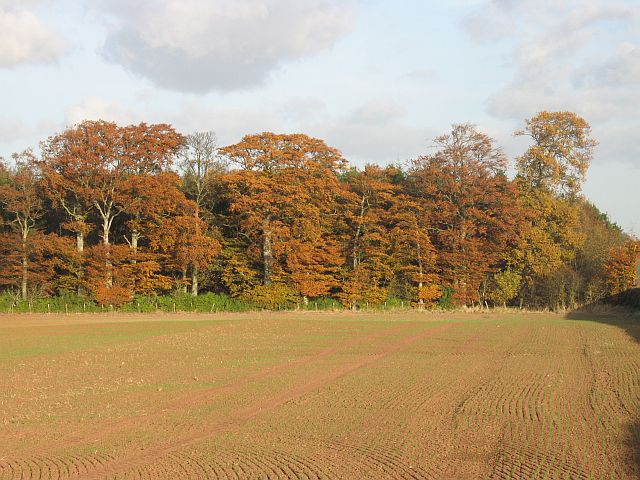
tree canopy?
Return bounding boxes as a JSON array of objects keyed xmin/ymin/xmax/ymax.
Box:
[{"xmin": 0, "ymin": 112, "xmax": 636, "ymax": 310}]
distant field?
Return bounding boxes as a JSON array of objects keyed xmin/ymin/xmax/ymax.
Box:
[{"xmin": 0, "ymin": 311, "xmax": 639, "ymax": 479}]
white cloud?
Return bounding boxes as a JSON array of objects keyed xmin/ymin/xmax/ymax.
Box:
[
  {"xmin": 65, "ymin": 97, "xmax": 142, "ymax": 126},
  {"xmin": 279, "ymin": 97, "xmax": 327, "ymax": 123},
  {"xmin": 576, "ymin": 43, "xmax": 640, "ymax": 87},
  {"xmin": 169, "ymin": 100, "xmax": 284, "ymax": 144},
  {"xmin": 317, "ymin": 100, "xmax": 432, "ymax": 164},
  {"xmin": 350, "ymin": 101, "xmax": 406, "ymax": 125},
  {"xmin": 402, "ymin": 68, "xmax": 438, "ymax": 83},
  {"xmin": 584, "ymin": 161, "xmax": 640, "ymax": 236},
  {"xmin": 465, "ymin": 0, "xmax": 640, "ymax": 166},
  {"xmin": 0, "ymin": 8, "xmax": 66, "ymax": 67},
  {"xmin": 0, "ymin": 120, "xmax": 30, "ymax": 142},
  {"xmin": 95, "ymin": 0, "xmax": 356, "ymax": 93},
  {"xmin": 64, "ymin": 97, "xmax": 284, "ymax": 148},
  {"xmin": 64, "ymin": 95, "xmax": 430, "ymax": 166}
]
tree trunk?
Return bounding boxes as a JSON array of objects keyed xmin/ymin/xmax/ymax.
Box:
[
  {"xmin": 131, "ymin": 230, "xmax": 138, "ymax": 259},
  {"xmin": 181, "ymin": 267, "xmax": 188, "ymax": 294},
  {"xmin": 97, "ymin": 201, "xmax": 116, "ymax": 289},
  {"xmin": 352, "ymin": 195, "xmax": 367, "ymax": 270},
  {"xmin": 21, "ymin": 232, "xmax": 28, "ymax": 301},
  {"xmin": 76, "ymin": 231, "xmax": 85, "ymax": 296},
  {"xmin": 263, "ymin": 219, "xmax": 273, "ymax": 286},
  {"xmin": 417, "ymin": 241, "xmax": 424, "ymax": 309},
  {"xmin": 77, "ymin": 231, "xmax": 84, "ymax": 253},
  {"xmin": 130, "ymin": 229, "xmax": 139, "ymax": 293},
  {"xmin": 192, "ymin": 264, "xmax": 199, "ymax": 296},
  {"xmin": 102, "ymin": 215, "xmax": 113, "ymax": 288}
]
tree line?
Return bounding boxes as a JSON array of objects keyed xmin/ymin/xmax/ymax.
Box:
[{"xmin": 0, "ymin": 111, "xmax": 637, "ymax": 310}]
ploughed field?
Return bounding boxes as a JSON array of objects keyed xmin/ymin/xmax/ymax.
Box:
[{"xmin": 1, "ymin": 311, "xmax": 639, "ymax": 479}]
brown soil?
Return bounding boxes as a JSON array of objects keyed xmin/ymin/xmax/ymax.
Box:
[{"xmin": 0, "ymin": 311, "xmax": 638, "ymax": 479}]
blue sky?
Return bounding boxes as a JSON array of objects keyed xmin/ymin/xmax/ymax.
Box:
[{"xmin": 1, "ymin": 0, "xmax": 638, "ymax": 233}]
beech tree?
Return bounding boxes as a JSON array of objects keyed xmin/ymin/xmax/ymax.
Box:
[
  {"xmin": 220, "ymin": 133, "xmax": 347, "ymax": 295},
  {"xmin": 386, "ymin": 191, "xmax": 439, "ymax": 307},
  {"xmin": 178, "ymin": 131, "xmax": 226, "ymax": 295},
  {"xmin": 604, "ymin": 240, "xmax": 639, "ymax": 297},
  {"xmin": 409, "ymin": 124, "xmax": 520, "ymax": 305},
  {"xmin": 0, "ymin": 151, "xmax": 43, "ymax": 300},
  {"xmin": 339, "ymin": 165, "xmax": 400, "ymax": 308},
  {"xmin": 42, "ymin": 120, "xmax": 184, "ymax": 292},
  {"xmin": 0, "ymin": 113, "xmax": 632, "ymax": 311},
  {"xmin": 512, "ymin": 112, "xmax": 596, "ymax": 309}
]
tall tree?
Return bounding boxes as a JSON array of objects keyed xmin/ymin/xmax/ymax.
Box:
[
  {"xmin": 512, "ymin": 112, "xmax": 597, "ymax": 309},
  {"xmin": 339, "ymin": 165, "xmax": 399, "ymax": 308},
  {"xmin": 0, "ymin": 151, "xmax": 43, "ymax": 300},
  {"xmin": 409, "ymin": 124, "xmax": 519, "ymax": 305},
  {"xmin": 220, "ymin": 133, "xmax": 347, "ymax": 293},
  {"xmin": 604, "ymin": 240, "xmax": 639, "ymax": 297},
  {"xmin": 386, "ymin": 191, "xmax": 439, "ymax": 307},
  {"xmin": 515, "ymin": 111, "xmax": 597, "ymax": 197},
  {"xmin": 178, "ymin": 131, "xmax": 225, "ymax": 295},
  {"xmin": 41, "ymin": 120, "xmax": 184, "ymax": 291}
]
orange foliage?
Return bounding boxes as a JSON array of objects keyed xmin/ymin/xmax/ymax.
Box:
[
  {"xmin": 94, "ymin": 285, "xmax": 133, "ymax": 308},
  {"xmin": 604, "ymin": 241, "xmax": 639, "ymax": 296}
]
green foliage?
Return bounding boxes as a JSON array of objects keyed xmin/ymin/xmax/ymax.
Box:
[
  {"xmin": 302, "ymin": 297, "xmax": 344, "ymax": 311},
  {"xmin": 0, "ymin": 292, "xmax": 255, "ymax": 313},
  {"xmin": 488, "ymin": 270, "xmax": 522, "ymax": 306},
  {"xmin": 0, "ymin": 292, "xmax": 100, "ymax": 313},
  {"xmin": 128, "ymin": 293, "xmax": 256, "ymax": 312},
  {"xmin": 437, "ymin": 288, "xmax": 455, "ymax": 310}
]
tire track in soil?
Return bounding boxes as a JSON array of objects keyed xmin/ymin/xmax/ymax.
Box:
[
  {"xmin": 327, "ymin": 326, "xmax": 499, "ymax": 478},
  {"xmin": 129, "ymin": 446, "xmax": 337, "ymax": 480},
  {"xmin": 489, "ymin": 437, "xmax": 591, "ymax": 480},
  {"xmin": 0, "ymin": 320, "xmax": 420, "ymax": 480},
  {"xmin": 0, "ymin": 454, "xmax": 114, "ymax": 480},
  {"xmin": 486, "ymin": 322, "xmax": 609, "ymax": 480},
  {"xmin": 74, "ymin": 321, "xmax": 415, "ymax": 443},
  {"xmin": 573, "ymin": 323, "xmax": 640, "ymax": 478},
  {"xmin": 16, "ymin": 321, "xmax": 457, "ymax": 480},
  {"xmin": 317, "ymin": 440, "xmax": 435, "ymax": 480},
  {"xmin": 288, "ymin": 325, "xmax": 502, "ymax": 480}
]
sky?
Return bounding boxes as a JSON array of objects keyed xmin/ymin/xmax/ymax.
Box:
[{"xmin": 1, "ymin": 0, "xmax": 638, "ymax": 234}]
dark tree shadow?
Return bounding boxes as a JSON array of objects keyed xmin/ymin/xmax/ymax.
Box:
[{"xmin": 565, "ymin": 287, "xmax": 640, "ymax": 477}]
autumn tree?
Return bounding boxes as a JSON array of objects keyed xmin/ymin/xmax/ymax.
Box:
[
  {"xmin": 516, "ymin": 111, "xmax": 597, "ymax": 197},
  {"xmin": 409, "ymin": 124, "xmax": 520, "ymax": 305},
  {"xmin": 41, "ymin": 120, "xmax": 184, "ymax": 297},
  {"xmin": 220, "ymin": 133, "xmax": 347, "ymax": 303},
  {"xmin": 0, "ymin": 151, "xmax": 43, "ymax": 300},
  {"xmin": 512, "ymin": 112, "xmax": 597, "ymax": 309},
  {"xmin": 338, "ymin": 165, "xmax": 406, "ymax": 308},
  {"xmin": 574, "ymin": 201, "xmax": 627, "ymax": 303},
  {"xmin": 178, "ymin": 131, "xmax": 225, "ymax": 295},
  {"xmin": 386, "ymin": 190, "xmax": 439, "ymax": 307},
  {"xmin": 604, "ymin": 240, "xmax": 639, "ymax": 297}
]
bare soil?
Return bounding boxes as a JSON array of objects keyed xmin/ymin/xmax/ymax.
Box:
[{"xmin": 0, "ymin": 310, "xmax": 638, "ymax": 479}]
